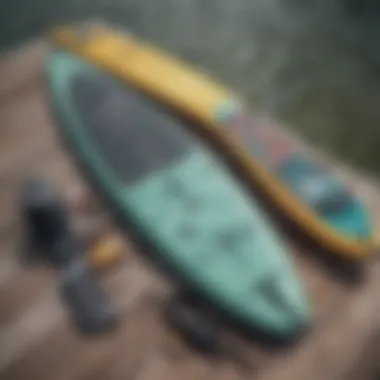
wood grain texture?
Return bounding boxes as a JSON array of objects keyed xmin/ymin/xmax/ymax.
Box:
[{"xmin": 1, "ymin": 39, "xmax": 380, "ymax": 380}]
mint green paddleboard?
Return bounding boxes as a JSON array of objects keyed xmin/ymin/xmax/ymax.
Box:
[{"xmin": 45, "ymin": 50, "xmax": 311, "ymax": 340}]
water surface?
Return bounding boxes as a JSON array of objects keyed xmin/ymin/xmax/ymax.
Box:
[{"xmin": 2, "ymin": 0, "xmax": 380, "ymax": 174}]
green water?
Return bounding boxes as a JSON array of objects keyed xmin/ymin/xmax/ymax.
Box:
[{"xmin": 2, "ymin": 0, "xmax": 380, "ymax": 175}]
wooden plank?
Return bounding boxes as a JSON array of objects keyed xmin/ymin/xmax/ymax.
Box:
[{"xmin": 0, "ymin": 39, "xmax": 48, "ymax": 99}]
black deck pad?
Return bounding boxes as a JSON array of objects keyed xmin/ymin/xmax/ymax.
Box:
[{"xmin": 71, "ymin": 71, "xmax": 195, "ymax": 185}]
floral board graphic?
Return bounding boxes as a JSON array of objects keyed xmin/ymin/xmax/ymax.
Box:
[{"xmin": 222, "ymin": 106, "xmax": 349, "ymax": 214}]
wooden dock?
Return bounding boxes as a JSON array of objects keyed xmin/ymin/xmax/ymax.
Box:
[{"xmin": 1, "ymin": 39, "xmax": 380, "ymax": 380}]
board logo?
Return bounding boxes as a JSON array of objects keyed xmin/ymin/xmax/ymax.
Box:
[{"xmin": 214, "ymin": 98, "xmax": 242, "ymax": 124}]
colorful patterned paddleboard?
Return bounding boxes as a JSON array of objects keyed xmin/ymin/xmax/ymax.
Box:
[{"xmin": 50, "ymin": 23, "xmax": 374, "ymax": 261}]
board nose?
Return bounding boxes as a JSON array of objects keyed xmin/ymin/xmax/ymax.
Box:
[{"xmin": 256, "ymin": 274, "xmax": 311, "ymax": 336}]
